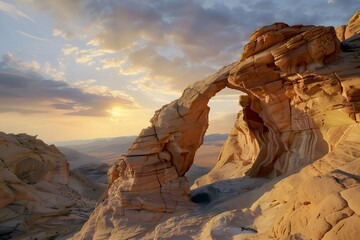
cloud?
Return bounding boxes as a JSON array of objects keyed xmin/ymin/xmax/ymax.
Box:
[
  {"xmin": 15, "ymin": 29, "xmax": 49, "ymax": 41},
  {"xmin": 0, "ymin": 54, "xmax": 139, "ymax": 116},
  {"xmin": 52, "ymin": 28, "xmax": 75, "ymax": 40},
  {"xmin": 61, "ymin": 46, "xmax": 116, "ymax": 66},
  {"xmin": 42, "ymin": 62, "xmax": 65, "ymax": 80},
  {"xmin": 80, "ymin": 1, "xmax": 248, "ymax": 67},
  {"xmin": 18, "ymin": 0, "xmax": 360, "ymax": 94},
  {"xmin": 0, "ymin": 53, "xmax": 42, "ymax": 78},
  {"xmin": 101, "ymin": 57, "xmax": 126, "ymax": 70},
  {"xmin": 123, "ymin": 44, "xmax": 214, "ymax": 93},
  {"xmin": 0, "ymin": 0, "xmax": 35, "ymax": 22},
  {"xmin": 0, "ymin": 107, "xmax": 47, "ymax": 114},
  {"xmin": 1, "ymin": 53, "xmax": 64, "ymax": 80},
  {"xmin": 61, "ymin": 46, "xmax": 78, "ymax": 55},
  {"xmin": 74, "ymin": 49, "xmax": 106, "ymax": 65},
  {"xmin": 26, "ymin": 0, "xmax": 83, "ymax": 22}
]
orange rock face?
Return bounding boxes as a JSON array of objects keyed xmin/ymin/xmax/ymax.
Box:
[
  {"xmin": 106, "ymin": 63, "xmax": 234, "ymax": 212},
  {"xmin": 0, "ymin": 132, "xmax": 103, "ymax": 239},
  {"xmin": 74, "ymin": 10, "xmax": 360, "ymax": 239},
  {"xmin": 226, "ymin": 24, "xmax": 343, "ymax": 177}
]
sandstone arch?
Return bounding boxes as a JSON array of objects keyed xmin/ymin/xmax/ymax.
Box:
[
  {"xmin": 105, "ymin": 23, "xmax": 343, "ymax": 213},
  {"xmin": 106, "ymin": 63, "xmax": 235, "ymax": 214},
  {"xmin": 74, "ymin": 14, "xmax": 360, "ymax": 239}
]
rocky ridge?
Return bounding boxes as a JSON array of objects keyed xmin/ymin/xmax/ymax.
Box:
[
  {"xmin": 0, "ymin": 132, "xmax": 104, "ymax": 239},
  {"xmin": 73, "ymin": 10, "xmax": 360, "ymax": 239}
]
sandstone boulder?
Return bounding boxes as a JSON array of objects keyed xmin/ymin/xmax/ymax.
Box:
[{"xmin": 0, "ymin": 132, "xmax": 103, "ymax": 239}]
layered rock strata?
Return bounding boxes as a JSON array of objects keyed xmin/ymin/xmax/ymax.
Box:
[
  {"xmin": 196, "ymin": 15, "xmax": 360, "ymax": 187},
  {"xmin": 107, "ymin": 62, "xmax": 236, "ymax": 209},
  {"xmin": 74, "ymin": 10, "xmax": 360, "ymax": 239},
  {"xmin": 0, "ymin": 132, "xmax": 103, "ymax": 239}
]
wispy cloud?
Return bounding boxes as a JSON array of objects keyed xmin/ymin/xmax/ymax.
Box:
[
  {"xmin": 52, "ymin": 28, "xmax": 75, "ymax": 40},
  {"xmin": 61, "ymin": 46, "xmax": 116, "ymax": 66},
  {"xmin": 15, "ymin": 29, "xmax": 49, "ymax": 42},
  {"xmin": 0, "ymin": 1, "xmax": 35, "ymax": 22},
  {"xmin": 61, "ymin": 46, "xmax": 78, "ymax": 55},
  {"xmin": 101, "ymin": 57, "xmax": 126, "ymax": 70},
  {"xmin": 74, "ymin": 49, "xmax": 106, "ymax": 65}
]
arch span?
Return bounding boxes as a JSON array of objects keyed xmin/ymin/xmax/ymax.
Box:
[{"xmin": 107, "ymin": 63, "xmax": 236, "ymax": 213}]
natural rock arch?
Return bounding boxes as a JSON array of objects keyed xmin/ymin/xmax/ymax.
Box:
[
  {"xmin": 106, "ymin": 63, "xmax": 235, "ymax": 213},
  {"xmin": 105, "ymin": 23, "xmax": 342, "ymax": 213},
  {"xmin": 73, "ymin": 13, "xmax": 360, "ymax": 239}
]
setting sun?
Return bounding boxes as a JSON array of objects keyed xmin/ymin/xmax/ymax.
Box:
[{"xmin": 107, "ymin": 106, "xmax": 123, "ymax": 118}]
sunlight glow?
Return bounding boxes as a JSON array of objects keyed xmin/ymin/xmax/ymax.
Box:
[{"xmin": 107, "ymin": 106, "xmax": 123, "ymax": 119}]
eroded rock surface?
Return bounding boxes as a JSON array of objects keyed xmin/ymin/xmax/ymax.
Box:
[
  {"xmin": 196, "ymin": 11, "xmax": 360, "ymax": 187},
  {"xmin": 74, "ymin": 10, "xmax": 360, "ymax": 240},
  {"xmin": 0, "ymin": 132, "xmax": 103, "ymax": 239}
]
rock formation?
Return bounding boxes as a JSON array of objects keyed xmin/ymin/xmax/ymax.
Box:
[
  {"xmin": 0, "ymin": 132, "xmax": 103, "ymax": 239},
  {"xmin": 74, "ymin": 10, "xmax": 360, "ymax": 239}
]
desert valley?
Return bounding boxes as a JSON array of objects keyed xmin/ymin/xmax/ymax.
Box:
[{"xmin": 1, "ymin": 2, "xmax": 360, "ymax": 240}]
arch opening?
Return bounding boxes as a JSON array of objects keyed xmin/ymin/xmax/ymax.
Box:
[{"xmin": 185, "ymin": 87, "xmax": 242, "ymax": 187}]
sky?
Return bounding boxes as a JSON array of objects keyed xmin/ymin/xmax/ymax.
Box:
[{"xmin": 0, "ymin": 0, "xmax": 359, "ymax": 142}]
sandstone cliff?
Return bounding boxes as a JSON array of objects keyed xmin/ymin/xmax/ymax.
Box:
[
  {"xmin": 0, "ymin": 132, "xmax": 103, "ymax": 239},
  {"xmin": 73, "ymin": 10, "xmax": 360, "ymax": 239}
]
